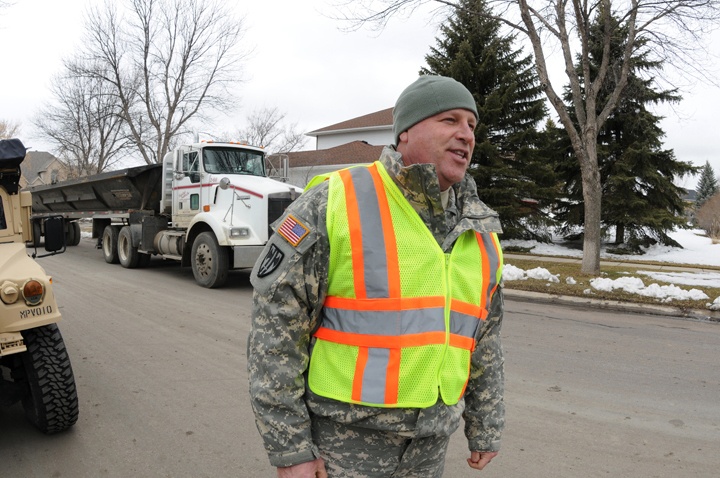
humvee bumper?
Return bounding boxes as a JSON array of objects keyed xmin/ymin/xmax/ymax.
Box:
[{"xmin": 0, "ymin": 332, "xmax": 26, "ymax": 356}]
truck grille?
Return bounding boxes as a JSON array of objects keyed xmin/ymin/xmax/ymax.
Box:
[{"xmin": 268, "ymin": 197, "xmax": 295, "ymax": 237}]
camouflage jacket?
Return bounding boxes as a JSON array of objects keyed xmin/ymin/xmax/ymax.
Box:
[{"xmin": 247, "ymin": 146, "xmax": 505, "ymax": 468}]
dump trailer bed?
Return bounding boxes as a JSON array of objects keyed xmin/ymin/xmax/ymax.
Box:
[{"xmin": 29, "ymin": 164, "xmax": 163, "ymax": 218}]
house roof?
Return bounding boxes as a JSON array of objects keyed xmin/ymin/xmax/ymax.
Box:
[
  {"xmin": 682, "ymin": 188, "xmax": 697, "ymax": 202},
  {"xmin": 308, "ymin": 108, "xmax": 393, "ymax": 136},
  {"xmin": 282, "ymin": 141, "xmax": 384, "ymax": 168},
  {"xmin": 21, "ymin": 151, "xmax": 59, "ymax": 181}
]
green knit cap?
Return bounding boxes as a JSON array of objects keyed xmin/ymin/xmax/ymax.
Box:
[{"xmin": 393, "ymin": 75, "xmax": 478, "ymax": 145}]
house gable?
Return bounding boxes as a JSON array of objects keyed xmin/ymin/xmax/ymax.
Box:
[
  {"xmin": 20, "ymin": 151, "xmax": 69, "ymax": 189},
  {"xmin": 307, "ymin": 108, "xmax": 393, "ymax": 150}
]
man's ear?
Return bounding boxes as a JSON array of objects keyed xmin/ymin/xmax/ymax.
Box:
[{"xmin": 398, "ymin": 131, "xmax": 409, "ymax": 144}]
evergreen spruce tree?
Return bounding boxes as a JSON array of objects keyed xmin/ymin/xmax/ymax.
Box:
[
  {"xmin": 695, "ymin": 161, "xmax": 719, "ymax": 207},
  {"xmin": 421, "ymin": 0, "xmax": 556, "ymax": 239},
  {"xmin": 553, "ymin": 12, "xmax": 696, "ymax": 250}
]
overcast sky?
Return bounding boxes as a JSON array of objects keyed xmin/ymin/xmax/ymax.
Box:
[{"xmin": 2, "ymin": 0, "xmax": 718, "ymax": 190}]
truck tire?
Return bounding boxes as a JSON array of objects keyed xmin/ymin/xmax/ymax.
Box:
[
  {"xmin": 102, "ymin": 225, "xmax": 121, "ymax": 264},
  {"xmin": 20, "ymin": 323, "xmax": 79, "ymax": 434},
  {"xmin": 63, "ymin": 221, "xmax": 81, "ymax": 246},
  {"xmin": 118, "ymin": 226, "xmax": 140, "ymax": 268},
  {"xmin": 191, "ymin": 232, "xmax": 229, "ymax": 288},
  {"xmin": 65, "ymin": 222, "xmax": 75, "ymax": 246},
  {"xmin": 32, "ymin": 220, "xmax": 42, "ymax": 247},
  {"xmin": 70, "ymin": 222, "xmax": 81, "ymax": 246}
]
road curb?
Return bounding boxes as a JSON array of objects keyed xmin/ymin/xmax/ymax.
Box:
[{"xmin": 504, "ymin": 288, "xmax": 720, "ymax": 323}]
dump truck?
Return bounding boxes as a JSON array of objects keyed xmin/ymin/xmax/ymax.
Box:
[
  {"xmin": 28, "ymin": 141, "xmax": 302, "ymax": 288},
  {"xmin": 1, "ymin": 138, "xmax": 79, "ymax": 434}
]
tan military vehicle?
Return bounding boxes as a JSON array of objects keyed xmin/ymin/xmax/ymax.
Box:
[{"xmin": 0, "ymin": 138, "xmax": 78, "ymax": 433}]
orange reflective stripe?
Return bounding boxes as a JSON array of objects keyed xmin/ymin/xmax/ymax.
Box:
[
  {"xmin": 352, "ymin": 347, "xmax": 369, "ymax": 402},
  {"xmin": 368, "ymin": 163, "xmax": 401, "ymax": 298},
  {"xmin": 385, "ymin": 348, "xmax": 401, "ymax": 404},
  {"xmin": 315, "ymin": 327, "xmax": 447, "ymax": 348},
  {"xmin": 449, "ymin": 333, "xmax": 475, "ymax": 351},
  {"xmin": 324, "ymin": 295, "xmax": 445, "ymax": 311},
  {"xmin": 339, "ymin": 169, "xmax": 366, "ymax": 299},
  {"xmin": 451, "ymin": 299, "xmax": 483, "ymax": 320}
]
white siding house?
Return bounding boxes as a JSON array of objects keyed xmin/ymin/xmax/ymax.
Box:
[
  {"xmin": 281, "ymin": 108, "xmax": 394, "ymax": 187},
  {"xmin": 306, "ymin": 108, "xmax": 393, "ymax": 150}
]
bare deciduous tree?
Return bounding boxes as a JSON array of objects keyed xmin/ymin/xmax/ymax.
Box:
[
  {"xmin": 339, "ymin": 0, "xmax": 720, "ymax": 274},
  {"xmin": 34, "ymin": 68, "xmax": 129, "ymax": 176},
  {"xmin": 71, "ymin": 0, "xmax": 247, "ymax": 165},
  {"xmin": 697, "ymin": 192, "xmax": 720, "ymax": 242},
  {"xmin": 0, "ymin": 119, "xmax": 21, "ymax": 139},
  {"xmin": 236, "ymin": 107, "xmax": 308, "ymax": 154}
]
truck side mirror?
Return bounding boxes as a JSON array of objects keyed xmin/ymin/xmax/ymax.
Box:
[
  {"xmin": 44, "ymin": 216, "xmax": 66, "ymax": 252},
  {"xmin": 190, "ymin": 172, "xmax": 201, "ymax": 183}
]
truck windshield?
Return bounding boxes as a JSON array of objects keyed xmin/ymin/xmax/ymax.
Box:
[{"xmin": 203, "ymin": 147, "xmax": 265, "ymax": 176}]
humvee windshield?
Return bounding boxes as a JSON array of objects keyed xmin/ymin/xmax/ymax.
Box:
[
  {"xmin": 0, "ymin": 194, "xmax": 6, "ymax": 230},
  {"xmin": 203, "ymin": 147, "xmax": 265, "ymax": 176}
]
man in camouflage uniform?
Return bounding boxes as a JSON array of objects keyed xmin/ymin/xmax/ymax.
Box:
[{"xmin": 248, "ymin": 75, "xmax": 505, "ymax": 477}]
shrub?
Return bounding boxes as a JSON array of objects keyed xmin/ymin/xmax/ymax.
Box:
[{"xmin": 697, "ymin": 192, "xmax": 720, "ymax": 241}]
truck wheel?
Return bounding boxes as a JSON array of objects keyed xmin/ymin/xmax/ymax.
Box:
[
  {"xmin": 65, "ymin": 221, "xmax": 77, "ymax": 246},
  {"xmin": 32, "ymin": 220, "xmax": 42, "ymax": 247},
  {"xmin": 102, "ymin": 225, "xmax": 121, "ymax": 264},
  {"xmin": 118, "ymin": 226, "xmax": 140, "ymax": 268},
  {"xmin": 70, "ymin": 222, "xmax": 81, "ymax": 246},
  {"xmin": 191, "ymin": 232, "xmax": 229, "ymax": 288},
  {"xmin": 20, "ymin": 323, "xmax": 79, "ymax": 434}
]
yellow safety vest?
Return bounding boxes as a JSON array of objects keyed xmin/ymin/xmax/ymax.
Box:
[{"xmin": 307, "ymin": 161, "xmax": 503, "ymax": 408}]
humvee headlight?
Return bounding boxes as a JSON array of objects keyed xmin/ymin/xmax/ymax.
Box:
[
  {"xmin": 22, "ymin": 279, "xmax": 45, "ymax": 306},
  {"xmin": 0, "ymin": 281, "xmax": 20, "ymax": 304},
  {"xmin": 230, "ymin": 227, "xmax": 250, "ymax": 238}
]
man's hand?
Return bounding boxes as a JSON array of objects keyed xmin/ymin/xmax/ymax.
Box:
[
  {"xmin": 467, "ymin": 451, "xmax": 498, "ymax": 471},
  {"xmin": 277, "ymin": 458, "xmax": 328, "ymax": 478}
]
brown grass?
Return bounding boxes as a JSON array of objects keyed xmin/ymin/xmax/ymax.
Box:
[{"xmin": 504, "ymin": 256, "xmax": 720, "ymax": 311}]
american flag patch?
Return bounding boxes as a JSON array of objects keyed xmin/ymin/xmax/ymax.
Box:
[{"xmin": 277, "ymin": 214, "xmax": 310, "ymax": 247}]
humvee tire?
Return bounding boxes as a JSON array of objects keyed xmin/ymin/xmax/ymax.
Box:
[{"xmin": 20, "ymin": 323, "xmax": 79, "ymax": 434}]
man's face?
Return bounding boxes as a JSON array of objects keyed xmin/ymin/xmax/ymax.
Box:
[{"xmin": 396, "ymin": 108, "xmax": 476, "ymax": 191}]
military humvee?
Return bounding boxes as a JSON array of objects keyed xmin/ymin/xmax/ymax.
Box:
[{"xmin": 0, "ymin": 138, "xmax": 78, "ymax": 433}]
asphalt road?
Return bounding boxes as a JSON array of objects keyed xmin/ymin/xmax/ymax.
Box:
[{"xmin": 1, "ymin": 238, "xmax": 718, "ymax": 477}]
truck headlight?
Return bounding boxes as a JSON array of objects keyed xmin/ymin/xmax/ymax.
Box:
[
  {"xmin": 0, "ymin": 281, "xmax": 20, "ymax": 304},
  {"xmin": 230, "ymin": 227, "xmax": 250, "ymax": 238},
  {"xmin": 22, "ymin": 279, "xmax": 45, "ymax": 306}
]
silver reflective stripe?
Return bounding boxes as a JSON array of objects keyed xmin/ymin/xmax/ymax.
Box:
[
  {"xmin": 361, "ymin": 348, "xmax": 389, "ymax": 404},
  {"xmin": 481, "ymin": 233, "xmax": 500, "ymax": 302},
  {"xmin": 323, "ymin": 307, "xmax": 445, "ymax": 336},
  {"xmin": 450, "ymin": 311, "xmax": 479, "ymax": 338},
  {"xmin": 349, "ymin": 167, "xmax": 389, "ymax": 298}
]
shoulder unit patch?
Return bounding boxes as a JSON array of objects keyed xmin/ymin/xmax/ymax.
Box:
[
  {"xmin": 257, "ymin": 243, "xmax": 285, "ymax": 278},
  {"xmin": 277, "ymin": 214, "xmax": 310, "ymax": 247}
]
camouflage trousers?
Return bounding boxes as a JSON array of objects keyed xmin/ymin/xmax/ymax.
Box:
[{"xmin": 311, "ymin": 415, "xmax": 451, "ymax": 477}]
